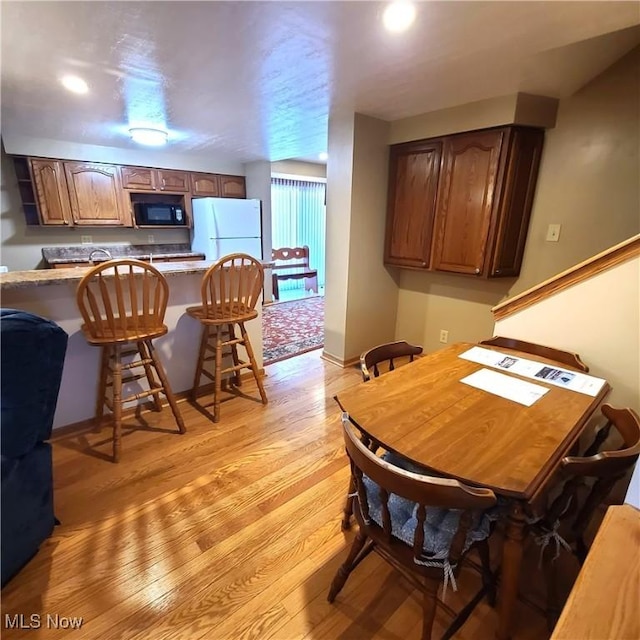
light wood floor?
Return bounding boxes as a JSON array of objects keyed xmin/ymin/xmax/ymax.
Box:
[{"xmin": 1, "ymin": 350, "xmax": 576, "ymax": 639}]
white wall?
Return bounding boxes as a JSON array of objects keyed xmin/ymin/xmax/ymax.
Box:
[
  {"xmin": 271, "ymin": 160, "xmax": 326, "ymax": 179},
  {"xmin": 245, "ymin": 160, "xmax": 274, "ymax": 301},
  {"xmin": 323, "ymin": 112, "xmax": 399, "ymax": 364},
  {"xmin": 323, "ymin": 110, "xmax": 355, "ymax": 360},
  {"xmin": 494, "ymin": 256, "xmax": 640, "ymax": 411}
]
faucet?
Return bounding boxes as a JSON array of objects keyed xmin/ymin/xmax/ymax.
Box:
[{"xmin": 89, "ymin": 248, "xmax": 113, "ymax": 264}]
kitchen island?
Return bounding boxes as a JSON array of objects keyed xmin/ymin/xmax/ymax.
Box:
[{"xmin": 0, "ymin": 261, "xmax": 267, "ymax": 429}]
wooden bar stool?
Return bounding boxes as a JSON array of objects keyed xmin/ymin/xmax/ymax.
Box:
[
  {"xmin": 186, "ymin": 253, "xmax": 268, "ymax": 422},
  {"xmin": 76, "ymin": 259, "xmax": 185, "ymax": 462}
]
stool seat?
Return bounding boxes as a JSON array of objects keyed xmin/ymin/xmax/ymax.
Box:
[
  {"xmin": 189, "ymin": 253, "xmax": 268, "ymax": 422},
  {"xmin": 80, "ymin": 322, "xmax": 168, "ymax": 344},
  {"xmin": 76, "ymin": 259, "xmax": 185, "ymax": 462},
  {"xmin": 186, "ymin": 305, "xmax": 258, "ymax": 324}
]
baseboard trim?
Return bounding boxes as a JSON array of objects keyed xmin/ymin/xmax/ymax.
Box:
[
  {"xmin": 321, "ymin": 350, "xmax": 360, "ymax": 369},
  {"xmin": 50, "ymin": 368, "xmax": 265, "ymax": 438}
]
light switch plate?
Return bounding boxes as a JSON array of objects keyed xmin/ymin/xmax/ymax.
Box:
[{"xmin": 546, "ymin": 224, "xmax": 561, "ymax": 242}]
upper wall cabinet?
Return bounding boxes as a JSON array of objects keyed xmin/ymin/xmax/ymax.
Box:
[
  {"xmin": 219, "ymin": 174, "xmax": 246, "ymax": 199},
  {"xmin": 121, "ymin": 167, "xmax": 190, "ymax": 193},
  {"xmin": 384, "ymin": 140, "xmax": 442, "ymax": 268},
  {"xmin": 120, "ymin": 166, "xmax": 156, "ymax": 191},
  {"xmin": 13, "ymin": 155, "xmax": 247, "ymax": 227},
  {"xmin": 64, "ymin": 162, "xmax": 132, "ymax": 226},
  {"xmin": 384, "ymin": 126, "xmax": 544, "ymax": 278},
  {"xmin": 156, "ymin": 170, "xmax": 189, "ymax": 192},
  {"xmin": 30, "ymin": 159, "xmax": 73, "ymax": 226},
  {"xmin": 191, "ymin": 172, "xmax": 220, "ymax": 197},
  {"xmin": 431, "ymin": 129, "xmax": 504, "ymax": 275}
]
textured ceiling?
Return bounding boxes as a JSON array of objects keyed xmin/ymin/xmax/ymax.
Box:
[{"xmin": 1, "ymin": 1, "xmax": 639, "ymax": 164}]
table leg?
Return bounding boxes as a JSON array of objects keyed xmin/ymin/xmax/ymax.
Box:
[{"xmin": 496, "ymin": 502, "xmax": 526, "ymax": 640}]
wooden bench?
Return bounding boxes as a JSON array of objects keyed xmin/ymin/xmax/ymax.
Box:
[{"xmin": 271, "ymin": 246, "xmax": 318, "ymax": 301}]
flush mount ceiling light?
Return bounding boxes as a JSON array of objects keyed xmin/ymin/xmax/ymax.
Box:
[
  {"xmin": 383, "ymin": 1, "xmax": 416, "ymax": 32},
  {"xmin": 129, "ymin": 127, "xmax": 168, "ymax": 146},
  {"xmin": 60, "ymin": 74, "xmax": 89, "ymax": 94}
]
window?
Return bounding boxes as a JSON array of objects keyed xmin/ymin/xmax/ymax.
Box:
[{"xmin": 271, "ymin": 177, "xmax": 326, "ymax": 291}]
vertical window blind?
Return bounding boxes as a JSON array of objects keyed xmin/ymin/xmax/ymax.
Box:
[{"xmin": 271, "ymin": 177, "xmax": 326, "ymax": 291}]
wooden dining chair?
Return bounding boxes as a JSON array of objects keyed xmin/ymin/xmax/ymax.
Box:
[
  {"xmin": 532, "ymin": 404, "xmax": 640, "ymax": 628},
  {"xmin": 186, "ymin": 253, "xmax": 268, "ymax": 422},
  {"xmin": 329, "ymin": 416, "xmax": 500, "ymax": 640},
  {"xmin": 342, "ymin": 340, "xmax": 424, "ymax": 529},
  {"xmin": 479, "ymin": 336, "xmax": 588, "ymax": 372},
  {"xmin": 76, "ymin": 259, "xmax": 185, "ymax": 462},
  {"xmin": 360, "ymin": 340, "xmax": 424, "ymax": 381}
]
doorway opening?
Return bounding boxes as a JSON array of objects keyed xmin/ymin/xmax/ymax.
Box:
[{"xmin": 263, "ymin": 174, "xmax": 326, "ymax": 365}]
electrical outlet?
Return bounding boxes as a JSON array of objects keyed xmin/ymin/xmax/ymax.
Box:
[
  {"xmin": 81, "ymin": 235, "xmax": 93, "ymax": 244},
  {"xmin": 546, "ymin": 224, "xmax": 561, "ymax": 242},
  {"xmin": 147, "ymin": 234, "xmax": 155, "ymax": 244},
  {"xmin": 439, "ymin": 329, "xmax": 449, "ymax": 344}
]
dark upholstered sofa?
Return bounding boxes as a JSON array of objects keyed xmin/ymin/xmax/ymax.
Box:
[{"xmin": 1, "ymin": 309, "xmax": 67, "ymax": 587}]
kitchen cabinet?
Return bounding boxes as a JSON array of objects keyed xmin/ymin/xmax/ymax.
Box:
[
  {"xmin": 384, "ymin": 126, "xmax": 544, "ymax": 278},
  {"xmin": 191, "ymin": 172, "xmax": 220, "ymax": 197},
  {"xmin": 30, "ymin": 159, "xmax": 73, "ymax": 226},
  {"xmin": 156, "ymin": 170, "xmax": 189, "ymax": 192},
  {"xmin": 12, "ymin": 154, "xmax": 247, "ymax": 227},
  {"xmin": 120, "ymin": 166, "xmax": 156, "ymax": 191},
  {"xmin": 384, "ymin": 140, "xmax": 442, "ymax": 268},
  {"xmin": 64, "ymin": 162, "xmax": 132, "ymax": 226},
  {"xmin": 219, "ymin": 175, "xmax": 246, "ymax": 199},
  {"xmin": 121, "ymin": 167, "xmax": 189, "ymax": 193},
  {"xmin": 431, "ymin": 129, "xmax": 504, "ymax": 275}
]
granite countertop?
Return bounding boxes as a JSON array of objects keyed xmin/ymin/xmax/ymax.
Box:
[
  {"xmin": 0, "ymin": 260, "xmax": 275, "ymax": 290},
  {"xmin": 42, "ymin": 243, "xmax": 205, "ymax": 265}
]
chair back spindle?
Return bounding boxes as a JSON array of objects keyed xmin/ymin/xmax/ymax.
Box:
[
  {"xmin": 200, "ymin": 253, "xmax": 264, "ymax": 322},
  {"xmin": 76, "ymin": 259, "xmax": 168, "ymax": 342}
]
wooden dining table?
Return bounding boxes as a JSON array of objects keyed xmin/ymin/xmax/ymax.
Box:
[{"xmin": 335, "ymin": 341, "xmax": 611, "ymax": 640}]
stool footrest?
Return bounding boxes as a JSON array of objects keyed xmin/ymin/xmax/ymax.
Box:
[
  {"xmin": 121, "ymin": 357, "xmax": 153, "ymax": 371},
  {"xmin": 222, "ymin": 362, "xmax": 251, "ymax": 374},
  {"xmin": 122, "ymin": 387, "xmax": 163, "ymax": 403},
  {"xmin": 121, "ymin": 373, "xmax": 148, "ymax": 384}
]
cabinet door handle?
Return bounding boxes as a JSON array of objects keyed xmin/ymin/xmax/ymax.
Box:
[
  {"xmin": 421, "ymin": 261, "xmax": 427, "ymax": 267},
  {"xmin": 475, "ymin": 268, "xmax": 481, "ymax": 275}
]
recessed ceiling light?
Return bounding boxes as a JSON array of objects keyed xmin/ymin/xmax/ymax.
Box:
[
  {"xmin": 319, "ymin": 152, "xmax": 328, "ymax": 162},
  {"xmin": 60, "ymin": 75, "xmax": 89, "ymax": 94},
  {"xmin": 129, "ymin": 127, "xmax": 168, "ymax": 146},
  {"xmin": 383, "ymin": 2, "xmax": 416, "ymax": 33}
]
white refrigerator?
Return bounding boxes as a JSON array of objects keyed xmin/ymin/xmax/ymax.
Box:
[{"xmin": 190, "ymin": 198, "xmax": 263, "ymax": 261}]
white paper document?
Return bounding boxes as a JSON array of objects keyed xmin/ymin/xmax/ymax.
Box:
[
  {"xmin": 459, "ymin": 346, "xmax": 606, "ymax": 397},
  {"xmin": 460, "ymin": 368, "xmax": 550, "ymax": 407}
]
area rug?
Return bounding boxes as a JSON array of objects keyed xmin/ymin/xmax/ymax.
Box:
[{"xmin": 262, "ymin": 296, "xmax": 324, "ymax": 365}]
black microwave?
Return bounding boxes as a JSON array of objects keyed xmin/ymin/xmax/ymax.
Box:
[{"xmin": 134, "ymin": 202, "xmax": 186, "ymax": 226}]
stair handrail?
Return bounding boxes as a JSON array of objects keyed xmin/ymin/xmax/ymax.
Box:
[{"xmin": 492, "ymin": 234, "xmax": 640, "ymax": 321}]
